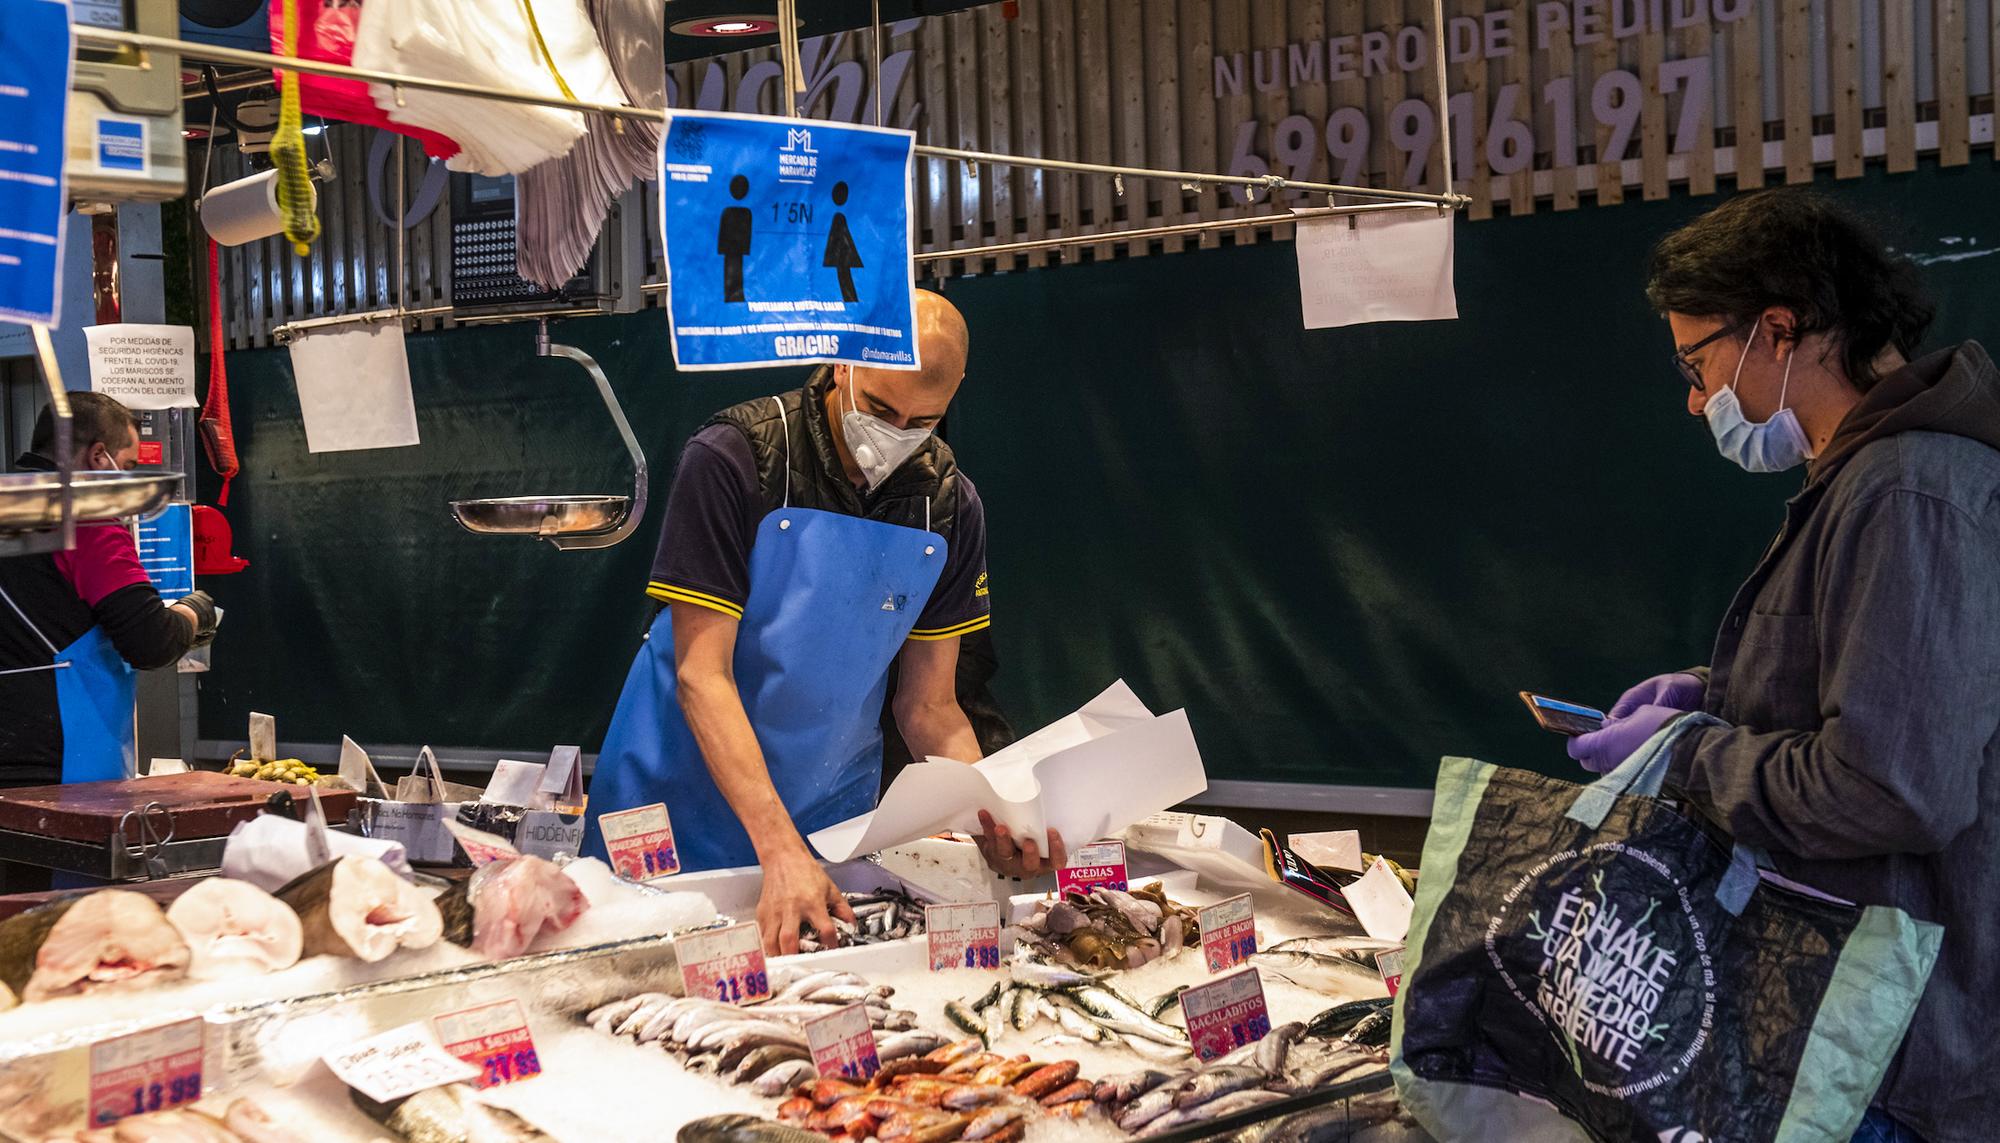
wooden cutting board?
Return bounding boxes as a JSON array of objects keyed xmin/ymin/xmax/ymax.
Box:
[{"xmin": 0, "ymin": 772, "xmax": 358, "ymax": 844}]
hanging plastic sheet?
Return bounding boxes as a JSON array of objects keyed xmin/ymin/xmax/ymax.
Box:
[
  {"xmin": 513, "ymin": 0, "xmax": 665, "ymax": 290},
  {"xmin": 350, "ymin": 0, "xmax": 626, "ymax": 177},
  {"xmin": 268, "ymin": 0, "xmax": 461, "ymax": 161}
]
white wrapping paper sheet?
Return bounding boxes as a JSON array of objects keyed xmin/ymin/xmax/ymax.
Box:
[
  {"xmin": 808, "ymin": 680, "xmax": 1208, "ymax": 862},
  {"xmin": 287, "ymin": 323, "xmax": 421, "ymax": 453},
  {"xmin": 220, "ymin": 813, "xmax": 413, "ymax": 892}
]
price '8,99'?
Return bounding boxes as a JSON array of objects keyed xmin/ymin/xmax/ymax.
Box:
[{"xmin": 961, "ymin": 945, "xmax": 1001, "ymax": 969}]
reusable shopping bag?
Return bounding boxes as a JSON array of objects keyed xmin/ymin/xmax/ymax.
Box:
[{"xmin": 1390, "ymin": 716, "xmax": 1941, "ymax": 1142}]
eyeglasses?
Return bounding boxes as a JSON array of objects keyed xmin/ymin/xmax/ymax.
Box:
[{"xmin": 1673, "ymin": 320, "xmax": 1751, "ymax": 393}]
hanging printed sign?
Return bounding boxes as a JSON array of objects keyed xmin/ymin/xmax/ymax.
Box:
[
  {"xmin": 0, "ymin": 0, "xmax": 72, "ymax": 326},
  {"xmin": 658, "ymin": 111, "xmax": 918, "ymax": 372},
  {"xmin": 89, "ymin": 1019, "xmax": 204, "ymax": 1127}
]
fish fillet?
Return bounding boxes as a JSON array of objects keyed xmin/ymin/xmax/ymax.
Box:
[
  {"xmin": 439, "ymin": 857, "xmax": 589, "ymax": 960},
  {"xmin": 276, "ymin": 856, "xmax": 442, "ymax": 963},
  {"xmin": 165, "ymin": 880, "xmax": 304, "ymax": 980},
  {"xmin": 219, "ymin": 1098, "xmax": 288, "ymax": 1143},
  {"xmin": 0, "ymin": 891, "xmax": 190, "ymax": 1003}
]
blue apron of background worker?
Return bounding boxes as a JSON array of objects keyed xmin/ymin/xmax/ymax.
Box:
[
  {"xmin": 0, "ymin": 394, "xmax": 220, "ymax": 792},
  {"xmin": 584, "ymin": 291, "xmax": 1054, "ymax": 956}
]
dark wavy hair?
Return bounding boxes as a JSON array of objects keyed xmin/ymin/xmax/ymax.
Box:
[{"xmin": 1645, "ymin": 188, "xmax": 1934, "ymax": 389}]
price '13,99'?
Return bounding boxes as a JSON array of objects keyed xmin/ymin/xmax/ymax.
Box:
[{"xmin": 1229, "ymin": 59, "xmax": 1715, "ymax": 196}]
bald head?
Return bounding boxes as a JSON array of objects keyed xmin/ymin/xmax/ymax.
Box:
[{"xmin": 914, "ymin": 289, "xmax": 969, "ymax": 392}]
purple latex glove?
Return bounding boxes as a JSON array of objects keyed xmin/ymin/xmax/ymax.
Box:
[
  {"xmin": 1607, "ymin": 671, "xmax": 1705, "ymax": 719},
  {"xmin": 1568, "ymin": 704, "xmax": 1683, "ymax": 773}
]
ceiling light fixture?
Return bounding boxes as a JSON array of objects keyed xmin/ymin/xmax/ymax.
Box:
[{"xmin": 669, "ymin": 15, "xmax": 782, "ymax": 37}]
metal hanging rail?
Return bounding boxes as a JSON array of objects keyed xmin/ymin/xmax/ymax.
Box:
[
  {"xmin": 914, "ymin": 201, "xmax": 1440, "ymax": 265},
  {"xmin": 80, "ymin": 26, "xmax": 1468, "ymax": 210}
]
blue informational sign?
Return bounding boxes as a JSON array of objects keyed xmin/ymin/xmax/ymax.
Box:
[
  {"xmin": 658, "ymin": 112, "xmax": 918, "ymax": 372},
  {"xmin": 0, "ymin": 0, "xmax": 74, "ymax": 327},
  {"xmin": 136, "ymin": 503, "xmax": 194, "ymax": 599}
]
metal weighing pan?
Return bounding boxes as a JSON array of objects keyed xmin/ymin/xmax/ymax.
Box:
[
  {"xmin": 448, "ymin": 320, "xmax": 649, "ymax": 550},
  {"xmin": 0, "ymin": 469, "xmax": 181, "ymax": 531}
]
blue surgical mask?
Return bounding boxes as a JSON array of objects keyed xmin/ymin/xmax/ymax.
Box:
[{"xmin": 1704, "ymin": 321, "xmax": 1812, "ymax": 473}]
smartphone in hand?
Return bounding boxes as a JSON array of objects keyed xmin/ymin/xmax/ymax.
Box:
[{"xmin": 1519, "ymin": 692, "xmax": 1606, "ymax": 736}]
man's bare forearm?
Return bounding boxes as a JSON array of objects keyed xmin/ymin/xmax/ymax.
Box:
[
  {"xmin": 896, "ymin": 695, "xmax": 982, "ymax": 765},
  {"xmin": 678, "ymin": 668, "xmax": 810, "ymax": 861}
]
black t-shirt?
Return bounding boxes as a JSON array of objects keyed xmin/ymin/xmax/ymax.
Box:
[{"xmin": 645, "ymin": 424, "xmax": 990, "ymax": 638}]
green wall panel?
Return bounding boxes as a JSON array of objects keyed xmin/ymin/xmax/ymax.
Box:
[{"xmin": 197, "ymin": 161, "xmax": 2000, "ymax": 790}]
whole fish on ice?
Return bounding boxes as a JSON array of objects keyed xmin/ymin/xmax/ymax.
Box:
[
  {"xmin": 276, "ymin": 855, "xmax": 442, "ymax": 963},
  {"xmin": 1248, "ymin": 936, "xmax": 1402, "ymax": 995},
  {"xmin": 0, "ymin": 890, "xmax": 189, "ymax": 1002},
  {"xmin": 165, "ymin": 879, "xmax": 303, "ymax": 979},
  {"xmin": 351, "ymin": 1082, "xmax": 555, "ymax": 1142}
]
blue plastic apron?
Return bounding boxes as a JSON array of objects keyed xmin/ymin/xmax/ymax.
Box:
[
  {"xmin": 0, "ymin": 585, "xmax": 138, "ymax": 784},
  {"xmin": 584, "ymin": 428, "xmax": 947, "ymax": 872}
]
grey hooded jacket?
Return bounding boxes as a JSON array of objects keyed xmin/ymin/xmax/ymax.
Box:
[{"xmin": 1668, "ymin": 341, "xmax": 2000, "ymax": 1143}]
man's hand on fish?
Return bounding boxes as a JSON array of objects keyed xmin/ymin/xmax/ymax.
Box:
[
  {"xmin": 975, "ymin": 811, "xmax": 1065, "ymax": 879},
  {"xmin": 758, "ymin": 845, "xmax": 856, "ymax": 956}
]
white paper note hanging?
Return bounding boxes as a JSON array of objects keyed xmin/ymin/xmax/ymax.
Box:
[
  {"xmin": 1295, "ymin": 210, "xmax": 1458, "ymax": 329},
  {"xmin": 288, "ymin": 322, "xmax": 421, "ymax": 453}
]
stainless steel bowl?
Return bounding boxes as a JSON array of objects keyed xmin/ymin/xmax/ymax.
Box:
[
  {"xmin": 0, "ymin": 470, "xmax": 182, "ymax": 532},
  {"xmin": 448, "ymin": 494, "xmax": 633, "ymax": 538}
]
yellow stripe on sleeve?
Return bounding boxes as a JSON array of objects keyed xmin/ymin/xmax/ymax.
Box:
[
  {"xmin": 906, "ymin": 614, "xmax": 991, "ymax": 642},
  {"xmin": 646, "ymin": 581, "xmax": 746, "ymax": 619}
]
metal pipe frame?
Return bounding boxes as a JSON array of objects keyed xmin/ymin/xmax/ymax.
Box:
[
  {"xmin": 91, "ymin": 26, "xmax": 1468, "ymax": 209},
  {"xmin": 915, "ymin": 200, "xmax": 1438, "ymax": 264}
]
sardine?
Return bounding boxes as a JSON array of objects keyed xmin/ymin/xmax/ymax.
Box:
[
  {"xmin": 944, "ymin": 1000, "xmax": 986, "ymax": 1043},
  {"xmin": 165, "ymin": 878, "xmax": 302, "ymax": 979},
  {"xmin": 1006, "ymin": 985, "xmax": 1033, "ymax": 1031},
  {"xmin": 1052, "ymin": 1004, "xmax": 1107, "ymax": 1043},
  {"xmin": 1248, "ymin": 937, "xmax": 1402, "ymax": 995},
  {"xmin": 0, "ymin": 890, "xmax": 190, "ymax": 1002},
  {"xmin": 351, "ymin": 1082, "xmax": 555, "ymax": 1141},
  {"xmin": 1145, "ymin": 985, "xmax": 1190, "ymax": 1020},
  {"xmin": 1122, "ymin": 1033, "xmax": 1195, "ymax": 1061},
  {"xmin": 277, "ymin": 856, "xmax": 442, "ymax": 963},
  {"xmin": 1004, "ymin": 957, "xmax": 1101, "ymax": 990},
  {"xmin": 1063, "ymin": 985, "xmax": 1190, "ymax": 1045}
]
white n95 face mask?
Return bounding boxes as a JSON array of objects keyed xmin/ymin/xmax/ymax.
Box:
[
  {"xmin": 842, "ymin": 380, "xmax": 932, "ymax": 490},
  {"xmin": 1704, "ymin": 321, "xmax": 1813, "ymax": 474}
]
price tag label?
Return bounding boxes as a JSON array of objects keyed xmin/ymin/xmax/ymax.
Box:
[
  {"xmin": 1375, "ymin": 948, "xmax": 1405, "ymax": 997},
  {"xmin": 599, "ymin": 802, "xmax": 680, "ymax": 881},
  {"xmin": 1181, "ymin": 968, "xmax": 1271, "ymax": 1063},
  {"xmin": 805, "ymin": 1003, "xmax": 879, "ymax": 1082},
  {"xmin": 925, "ymin": 901, "xmax": 1002, "ymax": 971},
  {"xmin": 1056, "ymin": 839, "xmax": 1128, "ymax": 896},
  {"xmin": 676, "ymin": 922, "xmax": 771, "ymax": 1006},
  {"xmin": 1198, "ymin": 894, "xmax": 1257, "ymax": 974},
  {"xmin": 89, "ymin": 1018, "xmax": 204, "ymax": 1127},
  {"xmin": 323, "ymin": 1021, "xmax": 481, "ymax": 1104},
  {"xmin": 433, "ymin": 999, "xmax": 541, "ymax": 1090}
]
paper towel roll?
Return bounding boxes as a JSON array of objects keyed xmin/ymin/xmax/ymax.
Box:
[{"xmin": 200, "ymin": 169, "xmax": 316, "ymax": 246}]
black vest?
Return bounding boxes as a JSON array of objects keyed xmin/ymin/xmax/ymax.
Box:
[{"xmin": 708, "ymin": 368, "xmax": 962, "ymax": 541}]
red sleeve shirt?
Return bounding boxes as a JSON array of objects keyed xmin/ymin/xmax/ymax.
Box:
[{"xmin": 53, "ymin": 523, "xmax": 152, "ymax": 607}]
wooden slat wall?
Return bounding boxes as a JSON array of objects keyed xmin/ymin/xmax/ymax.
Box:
[{"xmin": 218, "ymin": 0, "xmax": 1997, "ymax": 342}]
